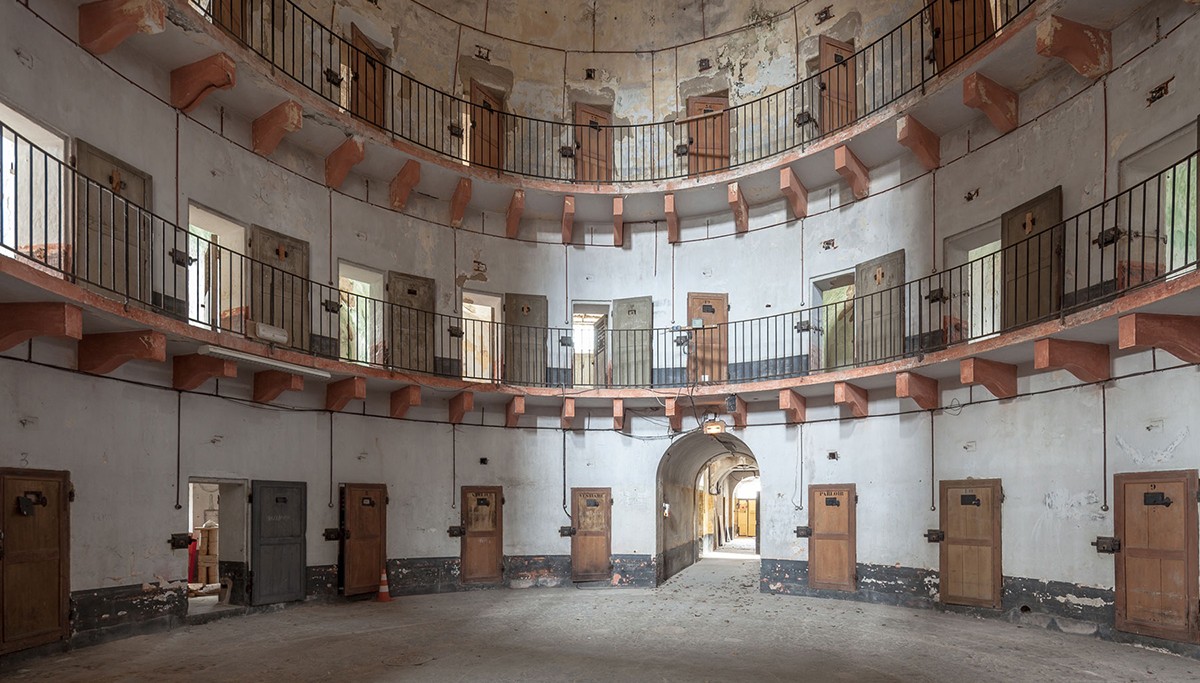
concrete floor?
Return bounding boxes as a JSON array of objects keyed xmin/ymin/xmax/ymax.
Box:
[{"xmin": 6, "ymin": 559, "xmax": 1198, "ymax": 682}]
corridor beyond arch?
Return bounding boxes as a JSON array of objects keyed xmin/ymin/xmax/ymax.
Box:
[{"xmin": 655, "ymin": 431, "xmax": 760, "ymax": 584}]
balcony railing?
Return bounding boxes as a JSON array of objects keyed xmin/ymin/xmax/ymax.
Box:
[
  {"xmin": 185, "ymin": 0, "xmax": 1035, "ymax": 183},
  {"xmin": 3, "ymin": 121, "xmax": 1197, "ymax": 389}
]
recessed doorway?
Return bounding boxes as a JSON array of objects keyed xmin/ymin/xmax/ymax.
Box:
[{"xmin": 186, "ymin": 478, "xmax": 248, "ymax": 618}]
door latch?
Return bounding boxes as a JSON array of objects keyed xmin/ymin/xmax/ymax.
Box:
[
  {"xmin": 1091, "ymin": 536, "xmax": 1121, "ymax": 554},
  {"xmin": 924, "ymin": 529, "xmax": 945, "ymax": 543},
  {"xmin": 168, "ymin": 533, "xmax": 192, "ymax": 550},
  {"xmin": 323, "ymin": 528, "xmax": 347, "ymax": 541},
  {"xmin": 794, "ymin": 525, "xmax": 812, "ymax": 538},
  {"xmin": 558, "ymin": 526, "xmax": 577, "ymax": 537},
  {"xmin": 447, "ymin": 525, "xmax": 466, "ymax": 537}
]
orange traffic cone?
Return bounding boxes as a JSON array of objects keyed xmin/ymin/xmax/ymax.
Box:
[{"xmin": 376, "ymin": 567, "xmax": 392, "ymax": 602}]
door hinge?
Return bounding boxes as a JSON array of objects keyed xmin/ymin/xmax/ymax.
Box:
[
  {"xmin": 247, "ymin": 493, "xmax": 253, "ymax": 504},
  {"xmin": 854, "ymin": 494, "xmax": 859, "ymax": 504},
  {"xmin": 246, "ymin": 570, "xmax": 253, "ymax": 599}
]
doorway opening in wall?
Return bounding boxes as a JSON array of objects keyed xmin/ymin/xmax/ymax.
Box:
[
  {"xmin": 1118, "ymin": 122, "xmax": 1199, "ymax": 282},
  {"xmin": 656, "ymin": 431, "xmax": 762, "ymax": 586},
  {"xmin": 461, "ymin": 290, "xmax": 502, "ymax": 381},
  {"xmin": 571, "ymin": 302, "xmax": 609, "ymax": 388},
  {"xmin": 338, "ymin": 261, "xmax": 386, "ymax": 365},
  {"xmin": 1, "ymin": 100, "xmax": 68, "ymax": 279},
  {"xmin": 187, "ymin": 204, "xmax": 247, "ymax": 332},
  {"xmin": 704, "ymin": 463, "xmax": 761, "ymax": 559},
  {"xmin": 812, "ymin": 273, "xmax": 855, "ymax": 371},
  {"xmin": 186, "ymin": 478, "xmax": 249, "ymax": 618},
  {"xmin": 944, "ymin": 221, "xmax": 1001, "ymax": 342}
]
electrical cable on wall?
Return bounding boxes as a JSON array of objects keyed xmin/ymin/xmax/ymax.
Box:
[
  {"xmin": 1100, "ymin": 383, "xmax": 1110, "ymax": 512},
  {"xmin": 174, "ymin": 391, "xmax": 183, "ymax": 510},
  {"xmin": 561, "ymin": 428, "xmax": 571, "ymax": 521},
  {"xmin": 328, "ymin": 412, "xmax": 335, "ymax": 508},
  {"xmin": 450, "ymin": 424, "xmax": 457, "ymax": 509},
  {"xmin": 929, "ymin": 409, "xmax": 936, "ymax": 512},
  {"xmin": 791, "ymin": 422, "xmax": 805, "ymax": 510}
]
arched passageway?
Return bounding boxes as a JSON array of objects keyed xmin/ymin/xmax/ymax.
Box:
[{"xmin": 655, "ymin": 431, "xmax": 760, "ymax": 584}]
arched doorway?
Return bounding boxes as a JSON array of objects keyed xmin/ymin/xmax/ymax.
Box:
[{"xmin": 655, "ymin": 431, "xmax": 760, "ymax": 584}]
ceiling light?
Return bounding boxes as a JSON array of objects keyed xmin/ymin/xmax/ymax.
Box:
[
  {"xmin": 703, "ymin": 419, "xmax": 727, "ymax": 435},
  {"xmin": 195, "ymin": 345, "xmax": 331, "ymax": 379}
]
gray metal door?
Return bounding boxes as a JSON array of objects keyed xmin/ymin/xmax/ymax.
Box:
[
  {"xmin": 387, "ymin": 271, "xmax": 436, "ymax": 372},
  {"xmin": 610, "ymin": 296, "xmax": 652, "ymax": 386},
  {"xmin": 502, "ymin": 293, "xmax": 548, "ymax": 385},
  {"xmin": 854, "ymin": 250, "xmax": 905, "ymax": 364},
  {"xmin": 250, "ymin": 480, "xmax": 306, "ymax": 606}
]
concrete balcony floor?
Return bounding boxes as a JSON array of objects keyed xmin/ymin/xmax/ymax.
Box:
[{"xmin": 7, "ymin": 558, "xmax": 1196, "ymax": 682}]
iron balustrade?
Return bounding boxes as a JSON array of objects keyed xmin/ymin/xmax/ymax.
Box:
[
  {"xmin": 1, "ymin": 121, "xmax": 1197, "ymax": 388},
  {"xmin": 185, "ymin": 0, "xmax": 1035, "ymax": 183}
]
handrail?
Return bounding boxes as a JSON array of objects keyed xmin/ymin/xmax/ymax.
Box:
[
  {"xmin": 183, "ymin": 0, "xmax": 1037, "ymax": 183},
  {"xmin": 3, "ymin": 121, "xmax": 1197, "ymax": 389}
]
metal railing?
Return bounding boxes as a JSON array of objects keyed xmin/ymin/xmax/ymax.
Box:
[
  {"xmin": 3, "ymin": 121, "xmax": 1197, "ymax": 389},
  {"xmin": 185, "ymin": 0, "xmax": 1034, "ymax": 182}
]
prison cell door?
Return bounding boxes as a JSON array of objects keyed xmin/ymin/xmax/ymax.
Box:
[
  {"xmin": 571, "ymin": 488, "xmax": 612, "ymax": 581},
  {"xmin": 502, "ymin": 293, "xmax": 548, "ymax": 385},
  {"xmin": 75, "ymin": 141, "xmax": 153, "ymax": 304},
  {"xmin": 1114, "ymin": 470, "xmax": 1199, "ymax": 643},
  {"xmin": 212, "ymin": 0, "xmax": 248, "ymax": 42},
  {"xmin": 250, "ymin": 480, "xmax": 307, "ymax": 605},
  {"xmin": 929, "ymin": 0, "xmax": 994, "ymax": 71},
  {"xmin": 461, "ymin": 486, "xmax": 503, "ymax": 583},
  {"xmin": 687, "ymin": 292, "xmax": 728, "ymax": 383},
  {"xmin": 0, "ymin": 469, "xmax": 70, "ymax": 656},
  {"xmin": 808, "ymin": 484, "xmax": 856, "ymax": 591},
  {"xmin": 855, "ymin": 250, "xmax": 905, "ymax": 364},
  {"xmin": 249, "ymin": 224, "xmax": 311, "ymax": 351},
  {"xmin": 340, "ymin": 483, "xmax": 387, "ymax": 597},
  {"xmin": 470, "ymin": 81, "xmax": 504, "ymax": 169},
  {"xmin": 1002, "ymin": 187, "xmax": 1062, "ymax": 329},
  {"xmin": 348, "ymin": 24, "xmax": 387, "ymax": 129},
  {"xmin": 387, "ymin": 271, "xmax": 435, "ymax": 372},
  {"xmin": 818, "ymin": 36, "xmax": 856, "ymax": 134},
  {"xmin": 610, "ymin": 296, "xmax": 652, "ymax": 387},
  {"xmin": 575, "ymin": 104, "xmax": 613, "ymax": 183},
  {"xmin": 686, "ymin": 96, "xmax": 729, "ymax": 176},
  {"xmin": 938, "ymin": 479, "xmax": 1002, "ymax": 608}
]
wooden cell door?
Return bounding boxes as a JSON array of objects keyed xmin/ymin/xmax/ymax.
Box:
[
  {"xmin": 610, "ymin": 296, "xmax": 652, "ymax": 387},
  {"xmin": 808, "ymin": 484, "xmax": 856, "ymax": 591},
  {"xmin": 249, "ymin": 224, "xmax": 311, "ymax": 351},
  {"xmin": 340, "ymin": 483, "xmax": 387, "ymax": 597},
  {"xmin": 75, "ymin": 141, "xmax": 153, "ymax": 304},
  {"xmin": 571, "ymin": 488, "xmax": 612, "ymax": 581},
  {"xmin": 686, "ymin": 96, "xmax": 730, "ymax": 176},
  {"xmin": 929, "ymin": 0, "xmax": 995, "ymax": 71},
  {"xmin": 575, "ymin": 104, "xmax": 613, "ymax": 183},
  {"xmin": 1001, "ymin": 187, "xmax": 1063, "ymax": 329},
  {"xmin": 687, "ymin": 292, "xmax": 728, "ymax": 383},
  {"xmin": 0, "ymin": 469, "xmax": 70, "ymax": 656},
  {"xmin": 854, "ymin": 250, "xmax": 906, "ymax": 364},
  {"xmin": 818, "ymin": 36, "xmax": 857, "ymax": 134},
  {"xmin": 212, "ymin": 0, "xmax": 248, "ymax": 42},
  {"xmin": 736, "ymin": 499, "xmax": 758, "ymax": 537},
  {"xmin": 1114, "ymin": 470, "xmax": 1199, "ymax": 643},
  {"xmin": 502, "ymin": 293, "xmax": 548, "ymax": 385},
  {"xmin": 470, "ymin": 81, "xmax": 504, "ymax": 169},
  {"xmin": 348, "ymin": 24, "xmax": 388, "ymax": 129},
  {"xmin": 250, "ymin": 480, "xmax": 306, "ymax": 605},
  {"xmin": 938, "ymin": 479, "xmax": 1002, "ymax": 608},
  {"xmin": 461, "ymin": 486, "xmax": 503, "ymax": 584},
  {"xmin": 387, "ymin": 271, "xmax": 435, "ymax": 373}
]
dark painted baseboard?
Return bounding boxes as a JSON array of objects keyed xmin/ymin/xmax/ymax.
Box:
[
  {"xmin": 504, "ymin": 555, "xmax": 572, "ymax": 588},
  {"xmin": 611, "ymin": 554, "xmax": 656, "ymax": 588},
  {"xmin": 661, "ymin": 542, "xmax": 696, "ymax": 583},
  {"xmin": 760, "ymin": 558, "xmax": 1200, "ymax": 659},
  {"xmin": 307, "ymin": 564, "xmax": 338, "ymax": 598}
]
